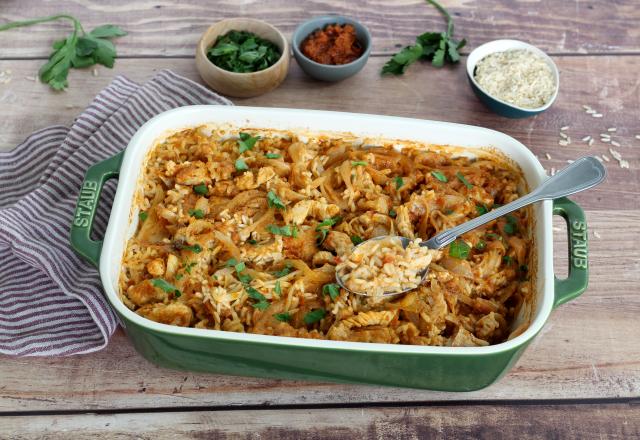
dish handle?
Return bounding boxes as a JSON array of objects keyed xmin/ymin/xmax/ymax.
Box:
[
  {"xmin": 69, "ymin": 151, "xmax": 124, "ymax": 267},
  {"xmin": 552, "ymin": 197, "xmax": 589, "ymax": 308}
]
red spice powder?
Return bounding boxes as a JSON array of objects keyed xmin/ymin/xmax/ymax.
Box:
[{"xmin": 300, "ymin": 24, "xmax": 364, "ymax": 65}]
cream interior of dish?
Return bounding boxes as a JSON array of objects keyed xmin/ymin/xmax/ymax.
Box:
[{"xmin": 118, "ymin": 125, "xmax": 534, "ymax": 347}]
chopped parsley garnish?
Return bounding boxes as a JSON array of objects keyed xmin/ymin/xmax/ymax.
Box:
[
  {"xmin": 245, "ymin": 285, "xmax": 269, "ymax": 310},
  {"xmin": 274, "ymin": 280, "xmax": 282, "ymax": 296},
  {"xmin": 188, "ymin": 208, "xmax": 204, "ymax": 219},
  {"xmin": 138, "ymin": 211, "xmax": 148, "ymax": 222},
  {"xmin": 206, "ymin": 30, "xmax": 281, "ymax": 74},
  {"xmin": 182, "ymin": 244, "xmax": 202, "ymax": 254},
  {"xmin": 273, "ymin": 263, "xmax": 293, "ymax": 278},
  {"xmin": 175, "ymin": 273, "xmax": 184, "ymax": 280},
  {"xmin": 316, "ymin": 216, "xmax": 342, "ymax": 245},
  {"xmin": 394, "ymin": 176, "xmax": 404, "ymax": 189},
  {"xmin": 273, "ymin": 312, "xmax": 291, "ymax": 322},
  {"xmin": 444, "ymin": 209, "xmax": 454, "ymax": 215},
  {"xmin": 238, "ymin": 132, "xmax": 260, "ymax": 153},
  {"xmin": 234, "ymin": 261, "xmax": 246, "ymax": 273},
  {"xmin": 252, "ymin": 300, "xmax": 270, "ymax": 311},
  {"xmin": 503, "ymin": 255, "xmax": 514, "ymax": 266},
  {"xmin": 235, "ymin": 157, "xmax": 249, "ymax": 171},
  {"xmin": 316, "ymin": 216, "xmax": 342, "ymax": 229},
  {"xmin": 303, "ymin": 308, "xmax": 326, "ymax": 325},
  {"xmin": 389, "ymin": 209, "xmax": 397, "ymax": 218},
  {"xmin": 322, "ymin": 283, "xmax": 341, "ymax": 301},
  {"xmin": 267, "ymin": 190, "xmax": 286, "ymax": 210},
  {"xmin": 449, "ymin": 239, "xmax": 470, "ymax": 259},
  {"xmin": 503, "ymin": 214, "xmax": 518, "ymax": 235},
  {"xmin": 247, "ymin": 238, "xmax": 258, "ymax": 245},
  {"xmin": 456, "ymin": 172, "xmax": 473, "ymax": 189},
  {"xmin": 151, "ymin": 278, "xmax": 181, "ymax": 297},
  {"xmin": 267, "ymin": 224, "xmax": 298, "ymax": 237},
  {"xmin": 193, "ymin": 183, "xmax": 208, "ymax": 195},
  {"xmin": 184, "ymin": 261, "xmax": 197, "ymax": 274},
  {"xmin": 351, "ymin": 235, "xmax": 364, "ymax": 245},
  {"xmin": 226, "ymin": 258, "xmax": 238, "ymax": 267},
  {"xmin": 431, "ymin": 170, "xmax": 448, "ymax": 182},
  {"xmin": 265, "ymin": 153, "xmax": 281, "ymax": 159},
  {"xmin": 475, "ymin": 240, "xmax": 486, "ymax": 251},
  {"xmin": 476, "ymin": 204, "xmax": 488, "ymax": 216},
  {"xmin": 351, "ymin": 160, "xmax": 368, "ymax": 167}
]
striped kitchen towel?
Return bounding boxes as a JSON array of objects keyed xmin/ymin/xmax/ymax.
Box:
[{"xmin": 0, "ymin": 70, "xmax": 232, "ymax": 356}]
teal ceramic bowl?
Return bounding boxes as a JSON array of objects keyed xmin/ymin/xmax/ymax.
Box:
[
  {"xmin": 292, "ymin": 16, "xmax": 371, "ymax": 82},
  {"xmin": 467, "ymin": 39, "xmax": 560, "ymax": 118}
]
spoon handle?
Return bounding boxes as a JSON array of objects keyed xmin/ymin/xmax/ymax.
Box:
[{"xmin": 423, "ymin": 156, "xmax": 606, "ymax": 249}]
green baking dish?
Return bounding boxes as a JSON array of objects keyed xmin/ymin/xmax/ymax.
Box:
[{"xmin": 70, "ymin": 106, "xmax": 589, "ymax": 391}]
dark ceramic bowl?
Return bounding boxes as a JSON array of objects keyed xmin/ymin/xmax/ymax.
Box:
[
  {"xmin": 292, "ymin": 16, "xmax": 372, "ymax": 82},
  {"xmin": 467, "ymin": 39, "xmax": 559, "ymax": 118}
]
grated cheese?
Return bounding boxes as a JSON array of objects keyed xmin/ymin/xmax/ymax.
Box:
[{"xmin": 474, "ymin": 49, "xmax": 556, "ymax": 109}]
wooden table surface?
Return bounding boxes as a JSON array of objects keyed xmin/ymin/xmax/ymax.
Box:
[{"xmin": 1, "ymin": 1, "xmax": 639, "ymax": 438}]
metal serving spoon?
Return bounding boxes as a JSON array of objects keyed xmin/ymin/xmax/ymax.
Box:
[{"xmin": 336, "ymin": 156, "xmax": 606, "ymax": 297}]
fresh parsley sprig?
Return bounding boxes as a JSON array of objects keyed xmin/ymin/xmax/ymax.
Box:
[
  {"xmin": 0, "ymin": 15, "xmax": 126, "ymax": 90},
  {"xmin": 382, "ymin": 0, "xmax": 466, "ymax": 75}
]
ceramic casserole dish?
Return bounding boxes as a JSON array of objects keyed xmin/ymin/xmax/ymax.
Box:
[{"xmin": 70, "ymin": 106, "xmax": 589, "ymax": 391}]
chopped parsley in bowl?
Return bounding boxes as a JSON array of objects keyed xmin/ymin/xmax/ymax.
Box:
[{"xmin": 207, "ymin": 30, "xmax": 282, "ymax": 73}]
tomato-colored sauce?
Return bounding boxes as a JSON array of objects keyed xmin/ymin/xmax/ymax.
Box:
[{"xmin": 301, "ymin": 24, "xmax": 364, "ymax": 65}]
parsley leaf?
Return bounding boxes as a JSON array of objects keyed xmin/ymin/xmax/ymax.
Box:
[
  {"xmin": 188, "ymin": 208, "xmax": 204, "ymax": 219},
  {"xmin": 475, "ymin": 240, "xmax": 486, "ymax": 251},
  {"xmin": 316, "ymin": 216, "xmax": 342, "ymax": 229},
  {"xmin": 181, "ymin": 244, "xmax": 202, "ymax": 254},
  {"xmin": 226, "ymin": 258, "xmax": 238, "ymax": 267},
  {"xmin": 0, "ymin": 15, "xmax": 126, "ymax": 90},
  {"xmin": 273, "ymin": 312, "xmax": 291, "ymax": 322},
  {"xmin": 267, "ymin": 190, "xmax": 286, "ymax": 210},
  {"xmin": 351, "ymin": 161, "xmax": 368, "ymax": 167},
  {"xmin": 394, "ymin": 176, "xmax": 404, "ymax": 189},
  {"xmin": 316, "ymin": 216, "xmax": 342, "ymax": 246},
  {"xmin": 151, "ymin": 278, "xmax": 181, "ymax": 297},
  {"xmin": 476, "ymin": 204, "xmax": 488, "ymax": 216},
  {"xmin": 322, "ymin": 283, "xmax": 341, "ymax": 301},
  {"xmin": 245, "ymin": 286, "xmax": 267, "ymax": 302},
  {"xmin": 238, "ymin": 132, "xmax": 260, "ymax": 153},
  {"xmin": 381, "ymin": 0, "xmax": 466, "ymax": 75},
  {"xmin": 503, "ymin": 255, "xmax": 514, "ymax": 266},
  {"xmin": 265, "ymin": 153, "xmax": 281, "ymax": 159},
  {"xmin": 273, "ymin": 264, "xmax": 293, "ymax": 278},
  {"xmin": 431, "ymin": 170, "xmax": 448, "ymax": 182},
  {"xmin": 351, "ymin": 235, "xmax": 364, "ymax": 245},
  {"xmin": 449, "ymin": 239, "xmax": 470, "ymax": 259},
  {"xmin": 247, "ymin": 238, "xmax": 258, "ymax": 245},
  {"xmin": 235, "ymin": 157, "xmax": 249, "ymax": 171},
  {"xmin": 503, "ymin": 215, "xmax": 518, "ymax": 235},
  {"xmin": 303, "ymin": 308, "xmax": 326, "ymax": 325},
  {"xmin": 389, "ymin": 209, "xmax": 397, "ymax": 218},
  {"xmin": 252, "ymin": 300, "xmax": 270, "ymax": 311},
  {"xmin": 274, "ymin": 280, "xmax": 282, "ymax": 296},
  {"xmin": 267, "ymin": 224, "xmax": 298, "ymax": 237},
  {"xmin": 456, "ymin": 172, "xmax": 473, "ymax": 189},
  {"xmin": 138, "ymin": 211, "xmax": 148, "ymax": 222},
  {"xmin": 193, "ymin": 183, "xmax": 208, "ymax": 195},
  {"xmin": 184, "ymin": 261, "xmax": 197, "ymax": 274}
]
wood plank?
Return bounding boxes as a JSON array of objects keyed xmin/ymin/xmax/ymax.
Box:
[
  {"xmin": 1, "ymin": 56, "xmax": 638, "ymax": 211},
  {"xmin": 1, "ymin": 0, "xmax": 639, "ymax": 58},
  {"xmin": 1, "ymin": 404, "xmax": 639, "ymax": 439},
  {"xmin": 0, "ymin": 209, "xmax": 637, "ymax": 411}
]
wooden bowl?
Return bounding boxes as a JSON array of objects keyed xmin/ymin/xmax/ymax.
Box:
[{"xmin": 195, "ymin": 18, "xmax": 290, "ymax": 98}]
